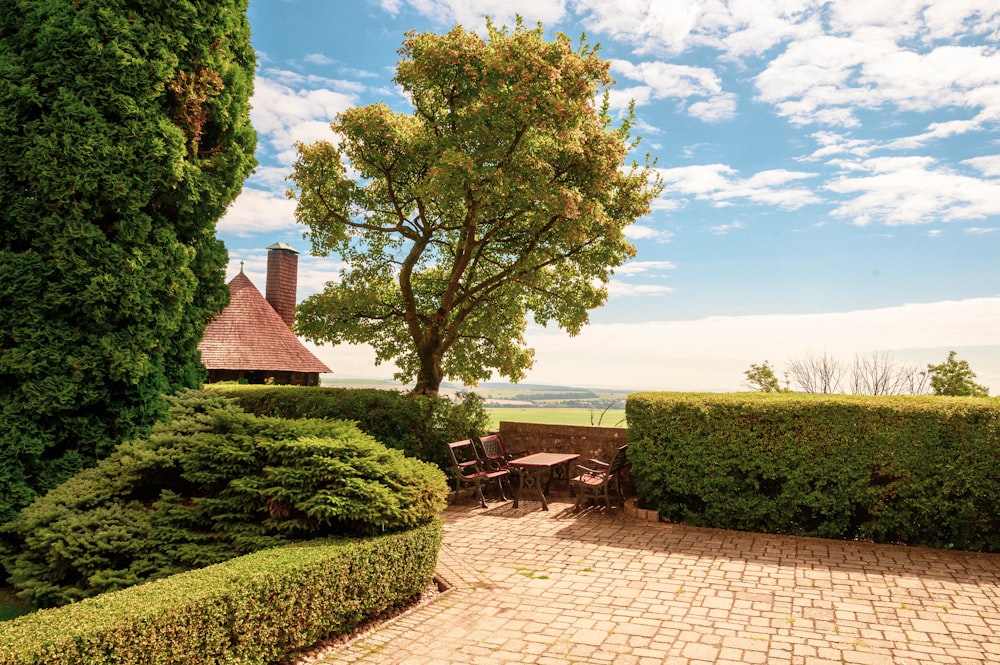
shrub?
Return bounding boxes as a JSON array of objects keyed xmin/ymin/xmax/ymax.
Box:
[
  {"xmin": 1, "ymin": 390, "xmax": 448, "ymax": 608},
  {"xmin": 212, "ymin": 385, "xmax": 490, "ymax": 471},
  {"xmin": 0, "ymin": 520, "xmax": 442, "ymax": 665},
  {"xmin": 627, "ymin": 392, "xmax": 1000, "ymax": 551}
]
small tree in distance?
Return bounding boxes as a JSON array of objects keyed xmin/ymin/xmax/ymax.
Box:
[
  {"xmin": 291, "ymin": 19, "xmax": 660, "ymax": 396},
  {"xmin": 743, "ymin": 361, "xmax": 785, "ymax": 392},
  {"xmin": 787, "ymin": 352, "xmax": 844, "ymax": 394},
  {"xmin": 849, "ymin": 351, "xmax": 929, "ymax": 396},
  {"xmin": 927, "ymin": 351, "xmax": 990, "ymax": 397}
]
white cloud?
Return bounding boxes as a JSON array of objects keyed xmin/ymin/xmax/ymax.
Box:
[
  {"xmin": 245, "ymin": 165, "xmax": 293, "ymax": 191},
  {"xmin": 624, "ymin": 224, "xmax": 674, "ymax": 243},
  {"xmin": 577, "ymin": 1, "xmax": 1000, "ymax": 138},
  {"xmin": 610, "ymin": 59, "xmax": 738, "ymax": 122},
  {"xmin": 250, "ymin": 76, "xmax": 357, "ymax": 165},
  {"xmin": 608, "ymin": 282, "xmax": 675, "ymax": 297},
  {"xmin": 964, "ymin": 226, "xmax": 998, "ymax": 235},
  {"xmin": 520, "ymin": 297, "xmax": 1000, "ymax": 392},
  {"xmin": 575, "ymin": 0, "xmax": 819, "ymax": 56},
  {"xmin": 963, "ymin": 155, "xmax": 1000, "ymax": 177},
  {"xmin": 217, "ymin": 188, "xmax": 298, "ymax": 237},
  {"xmin": 614, "ymin": 260, "xmax": 677, "ymax": 276},
  {"xmin": 708, "ymin": 221, "xmax": 743, "ymax": 235},
  {"xmin": 687, "ymin": 95, "xmax": 738, "ymax": 122},
  {"xmin": 657, "ymin": 164, "xmax": 821, "ymax": 209},
  {"xmin": 400, "ymin": 0, "xmax": 566, "ymax": 31},
  {"xmin": 380, "ymin": 0, "xmax": 404, "ymax": 16},
  {"xmin": 303, "ymin": 53, "xmax": 334, "ymax": 66},
  {"xmin": 804, "ymin": 131, "xmax": 875, "ymax": 160},
  {"xmin": 826, "ymin": 156, "xmax": 1000, "ymax": 225},
  {"xmin": 755, "ymin": 25, "xmax": 1000, "ymax": 132}
]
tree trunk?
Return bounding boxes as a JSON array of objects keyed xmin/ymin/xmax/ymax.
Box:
[{"xmin": 411, "ymin": 352, "xmax": 443, "ymax": 396}]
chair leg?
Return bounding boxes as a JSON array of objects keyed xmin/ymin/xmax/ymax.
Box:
[{"xmin": 475, "ymin": 479, "xmax": 488, "ymax": 508}]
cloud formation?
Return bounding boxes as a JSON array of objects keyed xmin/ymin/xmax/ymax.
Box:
[
  {"xmin": 524, "ymin": 296, "xmax": 1000, "ymax": 392},
  {"xmin": 657, "ymin": 165, "xmax": 821, "ymax": 210}
]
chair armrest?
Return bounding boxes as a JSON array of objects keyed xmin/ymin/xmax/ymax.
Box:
[
  {"xmin": 575, "ymin": 464, "xmax": 605, "ymax": 476},
  {"xmin": 587, "ymin": 458, "xmax": 609, "ymax": 467}
]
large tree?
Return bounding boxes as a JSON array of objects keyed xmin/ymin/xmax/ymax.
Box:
[
  {"xmin": 292, "ymin": 20, "xmax": 659, "ymax": 395},
  {"xmin": 927, "ymin": 351, "xmax": 990, "ymax": 397},
  {"xmin": 0, "ymin": 0, "xmax": 256, "ymax": 521}
]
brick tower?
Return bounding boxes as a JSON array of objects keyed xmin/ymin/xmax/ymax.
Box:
[{"xmin": 265, "ymin": 242, "xmax": 299, "ymax": 329}]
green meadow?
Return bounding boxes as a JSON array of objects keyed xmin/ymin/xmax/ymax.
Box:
[{"xmin": 487, "ymin": 407, "xmax": 626, "ymax": 429}]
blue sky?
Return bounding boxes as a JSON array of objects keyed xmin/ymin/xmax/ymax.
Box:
[{"xmin": 219, "ymin": 0, "xmax": 1000, "ymax": 393}]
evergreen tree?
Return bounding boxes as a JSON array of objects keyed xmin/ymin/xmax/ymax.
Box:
[{"xmin": 0, "ymin": 0, "xmax": 257, "ymax": 521}]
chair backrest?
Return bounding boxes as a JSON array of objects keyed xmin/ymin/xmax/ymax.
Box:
[
  {"xmin": 477, "ymin": 434, "xmax": 506, "ymax": 462},
  {"xmin": 447, "ymin": 439, "xmax": 481, "ymax": 473},
  {"xmin": 607, "ymin": 444, "xmax": 630, "ymax": 475}
]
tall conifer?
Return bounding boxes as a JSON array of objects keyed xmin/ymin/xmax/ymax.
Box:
[{"xmin": 0, "ymin": 0, "xmax": 256, "ymax": 521}]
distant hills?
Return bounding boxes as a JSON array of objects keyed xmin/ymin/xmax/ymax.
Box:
[{"xmin": 322, "ymin": 378, "xmax": 632, "ymax": 408}]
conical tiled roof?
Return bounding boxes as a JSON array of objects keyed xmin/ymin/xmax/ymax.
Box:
[{"xmin": 198, "ymin": 271, "xmax": 330, "ymax": 373}]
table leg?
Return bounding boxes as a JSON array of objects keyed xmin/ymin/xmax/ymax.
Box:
[{"xmin": 515, "ymin": 467, "xmax": 549, "ymax": 511}]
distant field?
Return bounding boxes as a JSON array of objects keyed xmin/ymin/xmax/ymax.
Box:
[{"xmin": 487, "ymin": 408, "xmax": 626, "ymax": 429}]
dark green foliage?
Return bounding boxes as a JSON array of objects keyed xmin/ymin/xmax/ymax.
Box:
[
  {"xmin": 0, "ymin": 0, "xmax": 257, "ymax": 521},
  {"xmin": 0, "ymin": 391, "xmax": 449, "ymax": 608},
  {"xmin": 627, "ymin": 392, "xmax": 1000, "ymax": 552},
  {"xmin": 0, "ymin": 521, "xmax": 443, "ymax": 665},
  {"xmin": 213, "ymin": 385, "xmax": 491, "ymax": 471}
]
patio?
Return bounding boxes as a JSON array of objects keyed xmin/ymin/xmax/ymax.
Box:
[{"xmin": 308, "ymin": 496, "xmax": 1000, "ymax": 664}]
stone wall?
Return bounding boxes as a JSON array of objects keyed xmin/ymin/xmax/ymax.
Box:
[
  {"xmin": 496, "ymin": 421, "xmax": 643, "ymax": 506},
  {"xmin": 497, "ymin": 421, "xmax": 628, "ymax": 466}
]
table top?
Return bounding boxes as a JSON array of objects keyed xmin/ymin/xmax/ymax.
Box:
[{"xmin": 509, "ymin": 452, "xmax": 580, "ymax": 468}]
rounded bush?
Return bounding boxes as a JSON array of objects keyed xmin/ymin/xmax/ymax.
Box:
[{"xmin": 0, "ymin": 390, "xmax": 449, "ymax": 608}]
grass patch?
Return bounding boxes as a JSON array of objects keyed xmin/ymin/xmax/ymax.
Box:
[{"xmin": 487, "ymin": 408, "xmax": 626, "ymax": 429}]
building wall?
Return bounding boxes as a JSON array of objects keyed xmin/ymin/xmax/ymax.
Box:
[{"xmin": 205, "ymin": 369, "xmax": 320, "ymax": 386}]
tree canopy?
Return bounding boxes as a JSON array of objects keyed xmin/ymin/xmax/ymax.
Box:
[
  {"xmin": 927, "ymin": 351, "xmax": 990, "ymax": 397},
  {"xmin": 0, "ymin": 0, "xmax": 257, "ymax": 521},
  {"xmin": 743, "ymin": 361, "xmax": 784, "ymax": 392},
  {"xmin": 291, "ymin": 20, "xmax": 659, "ymax": 395}
]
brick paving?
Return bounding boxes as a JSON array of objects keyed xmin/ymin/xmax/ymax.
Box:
[{"xmin": 312, "ymin": 496, "xmax": 1000, "ymax": 664}]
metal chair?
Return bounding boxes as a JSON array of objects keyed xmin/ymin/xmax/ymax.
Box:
[
  {"xmin": 571, "ymin": 443, "xmax": 630, "ymax": 509},
  {"xmin": 446, "ymin": 439, "xmax": 510, "ymax": 508},
  {"xmin": 476, "ymin": 434, "xmax": 527, "ymax": 470}
]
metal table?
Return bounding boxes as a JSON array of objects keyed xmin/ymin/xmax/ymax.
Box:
[{"xmin": 509, "ymin": 452, "xmax": 580, "ymax": 510}]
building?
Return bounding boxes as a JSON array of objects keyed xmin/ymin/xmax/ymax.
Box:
[{"xmin": 198, "ymin": 243, "xmax": 330, "ymax": 386}]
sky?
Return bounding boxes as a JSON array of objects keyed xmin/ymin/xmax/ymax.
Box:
[{"xmin": 219, "ymin": 0, "xmax": 1000, "ymax": 393}]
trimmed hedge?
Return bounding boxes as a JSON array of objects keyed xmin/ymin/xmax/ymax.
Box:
[
  {"xmin": 0, "ymin": 519, "xmax": 442, "ymax": 665},
  {"xmin": 211, "ymin": 385, "xmax": 490, "ymax": 471},
  {"xmin": 627, "ymin": 392, "xmax": 1000, "ymax": 551},
  {"xmin": 1, "ymin": 390, "xmax": 448, "ymax": 608}
]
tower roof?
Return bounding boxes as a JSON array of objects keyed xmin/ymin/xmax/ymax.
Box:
[
  {"xmin": 198, "ymin": 272, "xmax": 330, "ymax": 373},
  {"xmin": 266, "ymin": 242, "xmax": 299, "ymax": 253}
]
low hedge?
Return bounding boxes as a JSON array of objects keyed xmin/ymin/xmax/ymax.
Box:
[
  {"xmin": 0, "ymin": 519, "xmax": 443, "ymax": 665},
  {"xmin": 211, "ymin": 386, "xmax": 489, "ymax": 472},
  {"xmin": 627, "ymin": 392, "xmax": 1000, "ymax": 551}
]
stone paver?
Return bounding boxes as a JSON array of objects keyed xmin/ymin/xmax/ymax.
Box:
[{"xmin": 312, "ymin": 497, "xmax": 1000, "ymax": 664}]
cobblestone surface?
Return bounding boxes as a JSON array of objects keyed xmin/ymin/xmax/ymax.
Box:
[{"xmin": 312, "ymin": 496, "xmax": 1000, "ymax": 664}]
